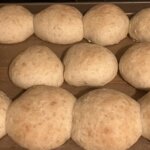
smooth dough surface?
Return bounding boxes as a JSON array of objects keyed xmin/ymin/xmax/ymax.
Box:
[
  {"xmin": 34, "ymin": 4, "xmax": 83, "ymax": 44},
  {"xmin": 139, "ymin": 92, "xmax": 150, "ymax": 140},
  {"xmin": 6, "ymin": 85, "xmax": 76, "ymax": 150},
  {"xmin": 72, "ymin": 88, "xmax": 142, "ymax": 150},
  {"xmin": 63, "ymin": 43, "xmax": 118, "ymax": 86},
  {"xmin": 0, "ymin": 5, "xmax": 33, "ymax": 44},
  {"xmin": 129, "ymin": 8, "xmax": 150, "ymax": 42},
  {"xmin": 83, "ymin": 4, "xmax": 129, "ymax": 46},
  {"xmin": 119, "ymin": 43, "xmax": 150, "ymax": 89},
  {"xmin": 0, "ymin": 91, "xmax": 11, "ymax": 139},
  {"xmin": 9, "ymin": 45, "xmax": 64, "ymax": 89}
]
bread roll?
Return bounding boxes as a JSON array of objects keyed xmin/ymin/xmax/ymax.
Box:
[
  {"xmin": 0, "ymin": 5, "xmax": 33, "ymax": 44},
  {"xmin": 6, "ymin": 85, "xmax": 76, "ymax": 150},
  {"xmin": 9, "ymin": 45, "xmax": 64, "ymax": 89},
  {"xmin": 129, "ymin": 8, "xmax": 150, "ymax": 42},
  {"xmin": 72, "ymin": 88, "xmax": 142, "ymax": 150},
  {"xmin": 83, "ymin": 4, "xmax": 129, "ymax": 46},
  {"xmin": 0, "ymin": 91, "xmax": 11, "ymax": 139},
  {"xmin": 119, "ymin": 43, "xmax": 150, "ymax": 89},
  {"xmin": 139, "ymin": 92, "xmax": 150, "ymax": 140},
  {"xmin": 34, "ymin": 4, "xmax": 83, "ymax": 44},
  {"xmin": 63, "ymin": 43, "xmax": 118, "ymax": 86}
]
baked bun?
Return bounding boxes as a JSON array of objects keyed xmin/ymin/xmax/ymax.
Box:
[
  {"xmin": 83, "ymin": 4, "xmax": 129, "ymax": 46},
  {"xmin": 0, "ymin": 5, "xmax": 33, "ymax": 44},
  {"xmin": 34, "ymin": 4, "xmax": 83, "ymax": 44},
  {"xmin": 6, "ymin": 85, "xmax": 76, "ymax": 150},
  {"xmin": 139, "ymin": 92, "xmax": 150, "ymax": 140},
  {"xmin": 72, "ymin": 88, "xmax": 142, "ymax": 150},
  {"xmin": 0, "ymin": 91, "xmax": 11, "ymax": 139},
  {"xmin": 9, "ymin": 45, "xmax": 64, "ymax": 89},
  {"xmin": 63, "ymin": 43, "xmax": 118, "ymax": 86},
  {"xmin": 119, "ymin": 43, "xmax": 150, "ymax": 89},
  {"xmin": 129, "ymin": 8, "xmax": 150, "ymax": 42}
]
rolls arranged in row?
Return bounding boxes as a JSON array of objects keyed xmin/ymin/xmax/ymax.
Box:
[
  {"xmin": 4, "ymin": 85, "xmax": 150, "ymax": 150},
  {"xmin": 9, "ymin": 42, "xmax": 150, "ymax": 90},
  {"xmin": 0, "ymin": 4, "xmax": 149, "ymax": 44}
]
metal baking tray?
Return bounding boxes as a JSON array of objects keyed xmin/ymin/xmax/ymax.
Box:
[{"xmin": 0, "ymin": 2, "xmax": 150, "ymax": 150}]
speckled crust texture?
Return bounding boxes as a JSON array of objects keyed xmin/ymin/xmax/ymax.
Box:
[
  {"xmin": 9, "ymin": 45, "xmax": 64, "ymax": 89},
  {"xmin": 72, "ymin": 88, "xmax": 142, "ymax": 150},
  {"xmin": 63, "ymin": 43, "xmax": 118, "ymax": 86},
  {"xmin": 0, "ymin": 91, "xmax": 11, "ymax": 139},
  {"xmin": 83, "ymin": 4, "xmax": 129, "ymax": 46},
  {"xmin": 139, "ymin": 92, "xmax": 150, "ymax": 140},
  {"xmin": 129, "ymin": 8, "xmax": 150, "ymax": 42},
  {"xmin": 6, "ymin": 85, "xmax": 76, "ymax": 150},
  {"xmin": 34, "ymin": 4, "xmax": 83, "ymax": 44},
  {"xmin": 0, "ymin": 5, "xmax": 33, "ymax": 44},
  {"xmin": 119, "ymin": 43, "xmax": 150, "ymax": 89}
]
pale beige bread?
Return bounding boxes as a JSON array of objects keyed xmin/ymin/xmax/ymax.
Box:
[
  {"xmin": 139, "ymin": 92, "xmax": 150, "ymax": 140},
  {"xmin": 119, "ymin": 43, "xmax": 150, "ymax": 89},
  {"xmin": 129, "ymin": 8, "xmax": 150, "ymax": 42},
  {"xmin": 0, "ymin": 5, "xmax": 33, "ymax": 44},
  {"xmin": 72, "ymin": 88, "xmax": 142, "ymax": 150},
  {"xmin": 63, "ymin": 43, "xmax": 118, "ymax": 86},
  {"xmin": 0, "ymin": 91, "xmax": 11, "ymax": 139},
  {"xmin": 83, "ymin": 4, "xmax": 129, "ymax": 46},
  {"xmin": 6, "ymin": 85, "xmax": 76, "ymax": 150},
  {"xmin": 34, "ymin": 4, "xmax": 83, "ymax": 44},
  {"xmin": 9, "ymin": 45, "xmax": 64, "ymax": 89}
]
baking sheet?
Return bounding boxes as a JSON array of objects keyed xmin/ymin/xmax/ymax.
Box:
[{"xmin": 0, "ymin": 2, "xmax": 150, "ymax": 150}]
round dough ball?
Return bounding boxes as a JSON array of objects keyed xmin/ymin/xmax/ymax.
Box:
[
  {"xmin": 119, "ymin": 43, "xmax": 150, "ymax": 89},
  {"xmin": 72, "ymin": 88, "xmax": 142, "ymax": 150},
  {"xmin": 63, "ymin": 43, "xmax": 118, "ymax": 86},
  {"xmin": 0, "ymin": 5, "xmax": 33, "ymax": 44},
  {"xmin": 83, "ymin": 4, "xmax": 129, "ymax": 46},
  {"xmin": 6, "ymin": 85, "xmax": 76, "ymax": 150},
  {"xmin": 9, "ymin": 45, "xmax": 64, "ymax": 89},
  {"xmin": 34, "ymin": 4, "xmax": 83, "ymax": 44},
  {"xmin": 0, "ymin": 91, "xmax": 11, "ymax": 139},
  {"xmin": 139, "ymin": 92, "xmax": 150, "ymax": 140},
  {"xmin": 129, "ymin": 8, "xmax": 150, "ymax": 42}
]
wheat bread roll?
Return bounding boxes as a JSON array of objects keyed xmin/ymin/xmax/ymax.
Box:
[
  {"xmin": 6, "ymin": 85, "xmax": 76, "ymax": 150},
  {"xmin": 129, "ymin": 8, "xmax": 150, "ymax": 42},
  {"xmin": 119, "ymin": 43, "xmax": 150, "ymax": 89},
  {"xmin": 83, "ymin": 4, "xmax": 129, "ymax": 46},
  {"xmin": 9, "ymin": 45, "xmax": 64, "ymax": 89},
  {"xmin": 0, "ymin": 5, "xmax": 33, "ymax": 44},
  {"xmin": 72, "ymin": 88, "xmax": 142, "ymax": 150},
  {"xmin": 63, "ymin": 43, "xmax": 118, "ymax": 86},
  {"xmin": 139, "ymin": 92, "xmax": 150, "ymax": 140},
  {"xmin": 34, "ymin": 4, "xmax": 83, "ymax": 44},
  {"xmin": 0, "ymin": 91, "xmax": 11, "ymax": 139}
]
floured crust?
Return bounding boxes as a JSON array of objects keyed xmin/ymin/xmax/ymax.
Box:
[
  {"xmin": 63, "ymin": 43, "xmax": 118, "ymax": 86},
  {"xmin": 72, "ymin": 88, "xmax": 142, "ymax": 150},
  {"xmin": 0, "ymin": 5, "xmax": 33, "ymax": 44},
  {"xmin": 83, "ymin": 4, "xmax": 129, "ymax": 46},
  {"xmin": 9, "ymin": 45, "xmax": 64, "ymax": 89},
  {"xmin": 6, "ymin": 85, "xmax": 76, "ymax": 150},
  {"xmin": 34, "ymin": 4, "xmax": 83, "ymax": 44}
]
